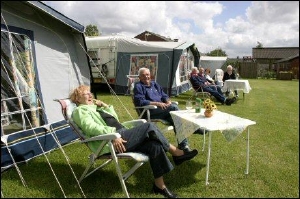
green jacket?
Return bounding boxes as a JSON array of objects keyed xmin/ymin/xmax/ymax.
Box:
[{"xmin": 72, "ymin": 104, "xmax": 119, "ymax": 155}]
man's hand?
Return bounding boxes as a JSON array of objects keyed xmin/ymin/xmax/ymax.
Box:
[
  {"xmin": 113, "ymin": 137, "xmax": 127, "ymax": 153},
  {"xmin": 155, "ymin": 102, "xmax": 170, "ymax": 109}
]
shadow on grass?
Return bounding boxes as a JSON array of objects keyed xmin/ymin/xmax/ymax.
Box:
[
  {"xmin": 166, "ymin": 160, "xmax": 206, "ymax": 187},
  {"xmin": 2, "ymin": 155, "xmax": 205, "ymax": 197}
]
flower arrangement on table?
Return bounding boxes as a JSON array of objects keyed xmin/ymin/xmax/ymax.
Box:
[{"xmin": 203, "ymin": 98, "xmax": 217, "ymax": 117}]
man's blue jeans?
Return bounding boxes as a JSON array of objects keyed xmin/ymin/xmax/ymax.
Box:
[{"xmin": 203, "ymin": 85, "xmax": 226, "ymax": 104}]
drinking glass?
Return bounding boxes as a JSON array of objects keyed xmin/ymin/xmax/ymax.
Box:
[{"xmin": 185, "ymin": 101, "xmax": 193, "ymax": 110}]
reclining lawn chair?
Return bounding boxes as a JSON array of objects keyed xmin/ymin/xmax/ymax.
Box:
[
  {"xmin": 54, "ymin": 98, "xmax": 149, "ymax": 198},
  {"xmin": 127, "ymin": 75, "xmax": 174, "ymax": 133},
  {"xmin": 189, "ymin": 79, "xmax": 211, "ymax": 100}
]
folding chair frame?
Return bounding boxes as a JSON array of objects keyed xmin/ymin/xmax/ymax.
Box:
[
  {"xmin": 189, "ymin": 82, "xmax": 211, "ymax": 100},
  {"xmin": 55, "ymin": 99, "xmax": 149, "ymax": 198}
]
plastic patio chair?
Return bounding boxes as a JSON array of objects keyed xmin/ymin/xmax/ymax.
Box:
[
  {"xmin": 214, "ymin": 69, "xmax": 224, "ymax": 87},
  {"xmin": 54, "ymin": 98, "xmax": 149, "ymax": 198}
]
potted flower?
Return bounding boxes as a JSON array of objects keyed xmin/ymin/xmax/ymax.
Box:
[{"xmin": 203, "ymin": 98, "xmax": 217, "ymax": 117}]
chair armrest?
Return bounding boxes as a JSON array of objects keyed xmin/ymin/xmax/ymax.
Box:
[
  {"xmin": 81, "ymin": 133, "xmax": 121, "ymax": 143},
  {"xmin": 122, "ymin": 119, "xmax": 147, "ymax": 128},
  {"xmin": 135, "ymin": 105, "xmax": 157, "ymax": 110}
]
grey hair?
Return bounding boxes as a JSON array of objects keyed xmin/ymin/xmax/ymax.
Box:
[
  {"xmin": 138, "ymin": 67, "xmax": 150, "ymax": 76},
  {"xmin": 191, "ymin": 67, "xmax": 198, "ymax": 72}
]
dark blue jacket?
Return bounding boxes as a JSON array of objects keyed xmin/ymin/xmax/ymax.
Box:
[
  {"xmin": 133, "ymin": 81, "xmax": 169, "ymax": 107},
  {"xmin": 189, "ymin": 74, "xmax": 207, "ymax": 89}
]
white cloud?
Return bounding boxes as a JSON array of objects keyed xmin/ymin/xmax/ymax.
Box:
[{"xmin": 43, "ymin": 1, "xmax": 299, "ymax": 58}]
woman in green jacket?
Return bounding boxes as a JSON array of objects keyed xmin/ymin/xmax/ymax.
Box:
[{"xmin": 70, "ymin": 85, "xmax": 198, "ymax": 198}]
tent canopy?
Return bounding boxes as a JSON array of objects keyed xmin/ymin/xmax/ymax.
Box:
[
  {"xmin": 199, "ymin": 56, "xmax": 227, "ymax": 75},
  {"xmin": 1, "ymin": 1, "xmax": 90, "ymax": 169},
  {"xmin": 86, "ymin": 35, "xmax": 198, "ymax": 96}
]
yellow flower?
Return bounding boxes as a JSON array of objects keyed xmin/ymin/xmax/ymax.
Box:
[{"xmin": 202, "ymin": 98, "xmax": 217, "ymax": 112}]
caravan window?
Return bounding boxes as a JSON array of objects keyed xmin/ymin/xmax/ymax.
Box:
[
  {"xmin": 1, "ymin": 28, "xmax": 45, "ymax": 135},
  {"xmin": 130, "ymin": 54, "xmax": 158, "ymax": 80}
]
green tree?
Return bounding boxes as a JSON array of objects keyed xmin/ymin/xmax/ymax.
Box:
[
  {"xmin": 206, "ymin": 48, "xmax": 227, "ymax": 56},
  {"xmin": 85, "ymin": 24, "xmax": 100, "ymax": 36},
  {"xmin": 256, "ymin": 41, "xmax": 263, "ymax": 48}
]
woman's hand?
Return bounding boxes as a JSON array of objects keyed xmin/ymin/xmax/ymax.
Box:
[
  {"xmin": 93, "ymin": 99, "xmax": 108, "ymax": 108},
  {"xmin": 113, "ymin": 137, "xmax": 127, "ymax": 153}
]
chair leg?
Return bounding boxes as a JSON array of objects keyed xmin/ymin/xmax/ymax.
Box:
[
  {"xmin": 123, "ymin": 162, "xmax": 145, "ymax": 181},
  {"xmin": 79, "ymin": 155, "xmax": 112, "ymax": 182},
  {"xmin": 109, "ymin": 143, "xmax": 130, "ymax": 198},
  {"xmin": 202, "ymin": 130, "xmax": 206, "ymax": 152}
]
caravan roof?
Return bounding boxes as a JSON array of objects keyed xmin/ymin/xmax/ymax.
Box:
[{"xmin": 85, "ymin": 35, "xmax": 191, "ymax": 52}]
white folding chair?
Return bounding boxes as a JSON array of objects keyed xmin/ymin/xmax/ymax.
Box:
[
  {"xmin": 214, "ymin": 69, "xmax": 224, "ymax": 87},
  {"xmin": 54, "ymin": 99, "xmax": 149, "ymax": 198}
]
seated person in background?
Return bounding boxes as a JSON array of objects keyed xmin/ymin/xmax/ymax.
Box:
[
  {"xmin": 70, "ymin": 85, "xmax": 198, "ymax": 198},
  {"xmin": 190, "ymin": 67, "xmax": 236, "ymax": 106},
  {"xmin": 204, "ymin": 68, "xmax": 216, "ymax": 84},
  {"xmin": 134, "ymin": 67, "xmax": 202, "ymax": 151},
  {"xmin": 205, "ymin": 67, "xmax": 223, "ymax": 89},
  {"xmin": 191, "ymin": 67, "xmax": 223, "ymax": 95},
  {"xmin": 223, "ymin": 65, "xmax": 238, "ymax": 97}
]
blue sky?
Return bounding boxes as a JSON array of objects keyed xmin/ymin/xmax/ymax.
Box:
[
  {"xmin": 43, "ymin": 1, "xmax": 299, "ymax": 58},
  {"xmin": 214, "ymin": 1, "xmax": 251, "ymax": 24}
]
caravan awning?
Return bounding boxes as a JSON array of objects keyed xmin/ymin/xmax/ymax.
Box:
[
  {"xmin": 174, "ymin": 42, "xmax": 194, "ymax": 50},
  {"xmin": 27, "ymin": 1, "xmax": 85, "ymax": 33}
]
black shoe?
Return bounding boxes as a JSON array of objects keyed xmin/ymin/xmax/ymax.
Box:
[
  {"xmin": 225, "ymin": 97, "xmax": 236, "ymax": 106},
  {"xmin": 230, "ymin": 97, "xmax": 237, "ymax": 104},
  {"xmin": 172, "ymin": 149, "xmax": 198, "ymax": 166},
  {"xmin": 152, "ymin": 184, "xmax": 178, "ymax": 198}
]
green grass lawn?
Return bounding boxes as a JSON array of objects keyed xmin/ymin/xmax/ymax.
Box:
[{"xmin": 1, "ymin": 79, "xmax": 299, "ymax": 198}]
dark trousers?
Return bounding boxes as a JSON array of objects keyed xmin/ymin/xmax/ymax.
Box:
[
  {"xmin": 203, "ymin": 85, "xmax": 226, "ymax": 103},
  {"xmin": 118, "ymin": 122, "xmax": 174, "ymax": 178},
  {"xmin": 148, "ymin": 103, "xmax": 189, "ymax": 148}
]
